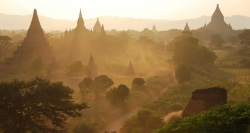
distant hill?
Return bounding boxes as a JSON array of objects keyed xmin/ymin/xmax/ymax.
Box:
[{"xmin": 0, "ymin": 13, "xmax": 250, "ymax": 31}]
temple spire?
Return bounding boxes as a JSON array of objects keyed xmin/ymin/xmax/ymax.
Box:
[
  {"xmin": 93, "ymin": 18, "xmax": 102, "ymax": 32},
  {"xmin": 184, "ymin": 22, "xmax": 190, "ymax": 31},
  {"xmin": 77, "ymin": 9, "xmax": 84, "ymax": 28},
  {"xmin": 152, "ymin": 24, "xmax": 157, "ymax": 32},
  {"xmin": 212, "ymin": 4, "xmax": 224, "ymax": 21},
  {"xmin": 30, "ymin": 9, "xmax": 41, "ymax": 29}
]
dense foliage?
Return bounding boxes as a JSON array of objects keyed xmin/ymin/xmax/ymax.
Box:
[
  {"xmin": 167, "ymin": 35, "xmax": 217, "ymax": 65},
  {"xmin": 0, "ymin": 78, "xmax": 87, "ymax": 133},
  {"xmin": 121, "ymin": 110, "xmax": 164, "ymax": 133},
  {"xmin": 154, "ymin": 103, "xmax": 250, "ymax": 133},
  {"xmin": 106, "ymin": 84, "xmax": 130, "ymax": 106}
]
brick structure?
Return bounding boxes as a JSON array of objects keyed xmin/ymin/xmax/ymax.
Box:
[{"xmin": 182, "ymin": 87, "xmax": 227, "ymax": 117}]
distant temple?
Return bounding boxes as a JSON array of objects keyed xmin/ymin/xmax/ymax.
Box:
[
  {"xmin": 12, "ymin": 9, "xmax": 53, "ymax": 64},
  {"xmin": 125, "ymin": 61, "xmax": 135, "ymax": 76},
  {"xmin": 200, "ymin": 4, "xmax": 232, "ymax": 33},
  {"xmin": 85, "ymin": 53, "xmax": 98, "ymax": 78},
  {"xmin": 93, "ymin": 18, "xmax": 102, "ymax": 33},
  {"xmin": 184, "ymin": 22, "xmax": 190, "ymax": 31},
  {"xmin": 70, "ymin": 9, "xmax": 86, "ymax": 59},
  {"xmin": 152, "ymin": 24, "xmax": 157, "ymax": 33}
]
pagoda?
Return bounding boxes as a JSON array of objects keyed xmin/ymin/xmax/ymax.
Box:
[
  {"xmin": 93, "ymin": 18, "xmax": 102, "ymax": 33},
  {"xmin": 12, "ymin": 9, "xmax": 53, "ymax": 64},
  {"xmin": 200, "ymin": 4, "xmax": 232, "ymax": 33},
  {"xmin": 184, "ymin": 22, "xmax": 190, "ymax": 31},
  {"xmin": 70, "ymin": 9, "xmax": 86, "ymax": 59},
  {"xmin": 152, "ymin": 24, "xmax": 157, "ymax": 33},
  {"xmin": 125, "ymin": 60, "xmax": 135, "ymax": 76},
  {"xmin": 85, "ymin": 53, "xmax": 98, "ymax": 78}
]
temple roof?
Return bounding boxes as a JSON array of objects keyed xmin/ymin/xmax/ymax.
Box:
[
  {"xmin": 93, "ymin": 18, "xmax": 102, "ymax": 32},
  {"xmin": 126, "ymin": 60, "xmax": 135, "ymax": 75},
  {"xmin": 152, "ymin": 24, "xmax": 157, "ymax": 32},
  {"xmin": 212, "ymin": 4, "xmax": 224, "ymax": 21},
  {"xmin": 184, "ymin": 22, "xmax": 190, "ymax": 31},
  {"xmin": 77, "ymin": 9, "xmax": 85, "ymax": 28}
]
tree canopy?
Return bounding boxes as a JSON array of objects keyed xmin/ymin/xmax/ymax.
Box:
[
  {"xmin": 154, "ymin": 103, "xmax": 250, "ymax": 133},
  {"xmin": 106, "ymin": 84, "xmax": 130, "ymax": 106},
  {"xmin": 238, "ymin": 29, "xmax": 250, "ymax": 46},
  {"xmin": 167, "ymin": 35, "xmax": 217, "ymax": 65},
  {"xmin": 0, "ymin": 78, "xmax": 87, "ymax": 133}
]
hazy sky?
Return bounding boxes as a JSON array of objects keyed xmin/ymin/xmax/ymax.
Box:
[{"xmin": 0, "ymin": 0, "xmax": 249, "ymax": 20}]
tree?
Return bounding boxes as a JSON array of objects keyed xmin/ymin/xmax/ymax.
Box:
[
  {"xmin": 78, "ymin": 77, "xmax": 93, "ymax": 94},
  {"xmin": 154, "ymin": 103, "xmax": 250, "ymax": 133},
  {"xmin": 175, "ymin": 64, "xmax": 191, "ymax": 84},
  {"xmin": 30, "ymin": 56, "xmax": 44, "ymax": 75},
  {"xmin": 67, "ymin": 60, "xmax": 84, "ymax": 77},
  {"xmin": 167, "ymin": 35, "xmax": 217, "ymax": 65},
  {"xmin": 121, "ymin": 110, "xmax": 164, "ymax": 133},
  {"xmin": 132, "ymin": 78, "xmax": 145, "ymax": 88},
  {"xmin": 93, "ymin": 75, "xmax": 114, "ymax": 93},
  {"xmin": 209, "ymin": 34, "xmax": 224, "ymax": 48},
  {"xmin": 0, "ymin": 78, "xmax": 87, "ymax": 133},
  {"xmin": 106, "ymin": 84, "xmax": 130, "ymax": 106},
  {"xmin": 0, "ymin": 36, "xmax": 12, "ymax": 45},
  {"xmin": 182, "ymin": 30, "xmax": 192, "ymax": 36},
  {"xmin": 239, "ymin": 29, "xmax": 250, "ymax": 46}
]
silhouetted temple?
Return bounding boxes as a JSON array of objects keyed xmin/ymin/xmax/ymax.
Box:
[
  {"xmin": 200, "ymin": 4, "xmax": 232, "ymax": 33},
  {"xmin": 125, "ymin": 61, "xmax": 135, "ymax": 76},
  {"xmin": 93, "ymin": 18, "xmax": 102, "ymax": 33},
  {"xmin": 70, "ymin": 9, "xmax": 86, "ymax": 59},
  {"xmin": 12, "ymin": 9, "xmax": 53, "ymax": 64},
  {"xmin": 152, "ymin": 24, "xmax": 157, "ymax": 33},
  {"xmin": 184, "ymin": 22, "xmax": 190, "ymax": 31},
  {"xmin": 85, "ymin": 53, "xmax": 98, "ymax": 78}
]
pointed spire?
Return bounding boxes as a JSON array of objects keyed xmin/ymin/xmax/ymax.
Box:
[
  {"xmin": 126, "ymin": 60, "xmax": 135, "ymax": 76},
  {"xmin": 184, "ymin": 22, "xmax": 190, "ymax": 31},
  {"xmin": 152, "ymin": 24, "xmax": 157, "ymax": 32},
  {"xmin": 212, "ymin": 4, "xmax": 224, "ymax": 21},
  {"xmin": 88, "ymin": 53, "xmax": 94, "ymax": 64},
  {"xmin": 93, "ymin": 18, "xmax": 102, "ymax": 33},
  {"xmin": 30, "ymin": 9, "xmax": 42, "ymax": 29},
  {"xmin": 204, "ymin": 23, "xmax": 207, "ymax": 27},
  {"xmin": 77, "ymin": 9, "xmax": 85, "ymax": 28},
  {"xmin": 101, "ymin": 24, "xmax": 106, "ymax": 35}
]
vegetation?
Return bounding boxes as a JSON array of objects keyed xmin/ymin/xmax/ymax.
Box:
[
  {"xmin": 154, "ymin": 103, "xmax": 250, "ymax": 133},
  {"xmin": 0, "ymin": 78, "xmax": 87, "ymax": 133},
  {"xmin": 106, "ymin": 84, "xmax": 130, "ymax": 106}
]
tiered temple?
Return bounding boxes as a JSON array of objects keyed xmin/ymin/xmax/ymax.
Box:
[
  {"xmin": 70, "ymin": 9, "xmax": 86, "ymax": 59},
  {"xmin": 12, "ymin": 9, "xmax": 53, "ymax": 64},
  {"xmin": 93, "ymin": 18, "xmax": 102, "ymax": 33},
  {"xmin": 152, "ymin": 24, "xmax": 157, "ymax": 33},
  {"xmin": 125, "ymin": 60, "xmax": 135, "ymax": 76},
  {"xmin": 184, "ymin": 22, "xmax": 190, "ymax": 31},
  {"xmin": 200, "ymin": 4, "xmax": 232, "ymax": 33},
  {"xmin": 85, "ymin": 53, "xmax": 98, "ymax": 78}
]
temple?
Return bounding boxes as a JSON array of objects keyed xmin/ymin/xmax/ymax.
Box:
[
  {"xmin": 85, "ymin": 53, "xmax": 98, "ymax": 78},
  {"xmin": 93, "ymin": 18, "xmax": 102, "ymax": 33},
  {"xmin": 70, "ymin": 9, "xmax": 86, "ymax": 59},
  {"xmin": 12, "ymin": 9, "xmax": 53, "ymax": 64},
  {"xmin": 200, "ymin": 4, "xmax": 232, "ymax": 33},
  {"xmin": 184, "ymin": 22, "xmax": 190, "ymax": 31},
  {"xmin": 152, "ymin": 24, "xmax": 157, "ymax": 33},
  {"xmin": 125, "ymin": 61, "xmax": 135, "ymax": 76}
]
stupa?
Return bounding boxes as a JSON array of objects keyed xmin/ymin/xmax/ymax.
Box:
[
  {"xmin": 200, "ymin": 4, "xmax": 233, "ymax": 33},
  {"xmin": 12, "ymin": 9, "xmax": 53, "ymax": 64},
  {"xmin": 93, "ymin": 18, "xmax": 102, "ymax": 33},
  {"xmin": 125, "ymin": 60, "xmax": 135, "ymax": 76},
  {"xmin": 85, "ymin": 53, "xmax": 98, "ymax": 78}
]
